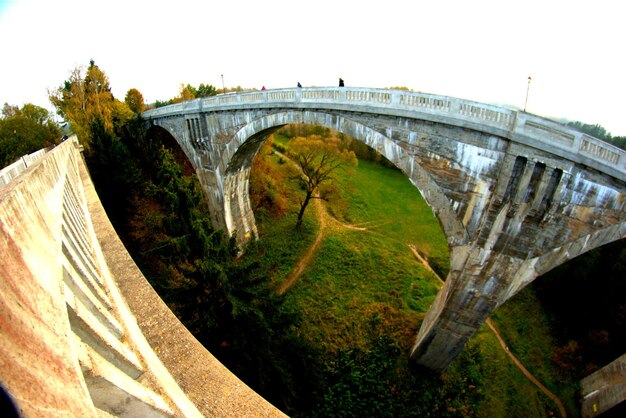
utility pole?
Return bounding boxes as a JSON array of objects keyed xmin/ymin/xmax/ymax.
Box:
[{"xmin": 524, "ymin": 76, "xmax": 532, "ymax": 112}]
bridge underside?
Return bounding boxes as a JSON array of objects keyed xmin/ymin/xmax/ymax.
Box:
[{"xmin": 149, "ymin": 106, "xmax": 626, "ymax": 370}]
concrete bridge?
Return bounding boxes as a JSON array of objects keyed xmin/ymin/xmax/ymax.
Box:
[{"xmin": 143, "ymin": 87, "xmax": 626, "ymax": 371}]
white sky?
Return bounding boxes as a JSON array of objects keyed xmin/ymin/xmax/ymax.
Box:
[{"xmin": 1, "ymin": 0, "xmax": 625, "ymax": 136}]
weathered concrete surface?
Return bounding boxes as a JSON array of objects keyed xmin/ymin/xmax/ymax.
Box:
[
  {"xmin": 144, "ymin": 87, "xmax": 626, "ymax": 370},
  {"xmin": 0, "ymin": 138, "xmax": 286, "ymax": 417},
  {"xmin": 581, "ymin": 353, "xmax": 626, "ymax": 417},
  {"xmin": 0, "ymin": 140, "xmax": 97, "ymax": 416},
  {"xmin": 87, "ymin": 153, "xmax": 287, "ymax": 417}
]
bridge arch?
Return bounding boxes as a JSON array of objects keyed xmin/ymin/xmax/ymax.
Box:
[
  {"xmin": 144, "ymin": 87, "xmax": 626, "ymax": 370},
  {"xmin": 220, "ymin": 110, "xmax": 467, "ymax": 248}
]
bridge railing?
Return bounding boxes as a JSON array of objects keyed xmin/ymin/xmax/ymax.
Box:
[{"xmin": 143, "ymin": 87, "xmax": 626, "ymax": 180}]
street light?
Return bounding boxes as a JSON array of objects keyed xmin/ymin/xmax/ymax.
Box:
[
  {"xmin": 524, "ymin": 76, "xmax": 532, "ymax": 112},
  {"xmin": 221, "ymin": 74, "xmax": 225, "ymax": 94}
]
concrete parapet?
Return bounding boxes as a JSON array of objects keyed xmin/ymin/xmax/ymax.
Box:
[
  {"xmin": 0, "ymin": 138, "xmax": 285, "ymax": 417},
  {"xmin": 581, "ymin": 353, "xmax": 626, "ymax": 417}
]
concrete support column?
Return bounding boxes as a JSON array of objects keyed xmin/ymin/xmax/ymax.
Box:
[
  {"xmin": 223, "ymin": 167, "xmax": 258, "ymax": 242},
  {"xmin": 410, "ymin": 245, "xmax": 535, "ymax": 370},
  {"xmin": 195, "ymin": 166, "xmax": 227, "ymax": 232}
]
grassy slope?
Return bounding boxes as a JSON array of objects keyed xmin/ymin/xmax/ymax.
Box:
[
  {"xmin": 252, "ymin": 137, "xmax": 573, "ymax": 417},
  {"xmin": 492, "ymin": 287, "xmax": 581, "ymax": 416}
]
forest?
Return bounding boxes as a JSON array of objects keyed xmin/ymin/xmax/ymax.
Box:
[{"xmin": 1, "ymin": 60, "xmax": 625, "ymax": 417}]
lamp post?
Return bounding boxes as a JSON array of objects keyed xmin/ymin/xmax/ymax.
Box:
[
  {"xmin": 524, "ymin": 76, "xmax": 532, "ymax": 112},
  {"xmin": 221, "ymin": 74, "xmax": 225, "ymax": 94}
]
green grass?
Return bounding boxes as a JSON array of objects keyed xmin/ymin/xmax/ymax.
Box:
[
  {"xmin": 250, "ymin": 134, "xmax": 575, "ymax": 416},
  {"xmin": 334, "ymin": 159, "xmax": 450, "ymax": 278},
  {"xmin": 249, "ymin": 144, "xmax": 320, "ymax": 287},
  {"xmin": 283, "ymin": 229, "xmax": 440, "ymax": 352},
  {"xmin": 256, "ymin": 146, "xmax": 447, "ymax": 352},
  {"xmin": 491, "ymin": 286, "xmax": 581, "ymax": 417},
  {"xmin": 452, "ymin": 327, "xmax": 558, "ymax": 417}
]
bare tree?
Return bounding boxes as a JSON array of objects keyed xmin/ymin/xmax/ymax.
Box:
[{"xmin": 289, "ymin": 136, "xmax": 357, "ymax": 228}]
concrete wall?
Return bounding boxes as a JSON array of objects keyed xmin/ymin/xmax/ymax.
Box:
[
  {"xmin": 581, "ymin": 353, "xmax": 626, "ymax": 417},
  {"xmin": 0, "ymin": 138, "xmax": 285, "ymax": 417}
]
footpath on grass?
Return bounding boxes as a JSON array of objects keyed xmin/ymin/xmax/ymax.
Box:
[{"xmin": 276, "ymin": 193, "xmax": 368, "ymax": 295}]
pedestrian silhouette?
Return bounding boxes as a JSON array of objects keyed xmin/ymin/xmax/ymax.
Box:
[
  {"xmin": 261, "ymin": 86, "xmax": 266, "ymax": 90},
  {"xmin": 339, "ymin": 78, "xmax": 344, "ymax": 87},
  {"xmin": 297, "ymin": 82, "xmax": 302, "ymax": 88}
]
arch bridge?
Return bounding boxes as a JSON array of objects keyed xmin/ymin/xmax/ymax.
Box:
[{"xmin": 143, "ymin": 87, "xmax": 626, "ymax": 371}]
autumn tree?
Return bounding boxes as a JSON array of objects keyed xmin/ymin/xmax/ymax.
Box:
[
  {"xmin": 289, "ymin": 136, "xmax": 357, "ymax": 228},
  {"xmin": 49, "ymin": 60, "xmax": 129, "ymax": 149},
  {"xmin": 125, "ymin": 88, "xmax": 145, "ymax": 114},
  {"xmin": 173, "ymin": 84, "xmax": 195, "ymax": 103},
  {"xmin": 249, "ymin": 135, "xmax": 289, "ymax": 218}
]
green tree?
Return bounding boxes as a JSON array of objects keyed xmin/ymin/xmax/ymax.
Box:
[
  {"xmin": 84, "ymin": 117, "xmax": 139, "ymax": 225},
  {"xmin": 2, "ymin": 103, "xmax": 19, "ymax": 118},
  {"xmin": 124, "ymin": 88, "xmax": 145, "ymax": 114},
  {"xmin": 111, "ymin": 99, "xmax": 134, "ymax": 130},
  {"xmin": 194, "ymin": 83, "xmax": 218, "ymax": 98},
  {"xmin": 0, "ymin": 103, "xmax": 60, "ymax": 167},
  {"xmin": 288, "ymin": 136, "xmax": 357, "ymax": 228},
  {"xmin": 567, "ymin": 120, "xmax": 626, "ymax": 150}
]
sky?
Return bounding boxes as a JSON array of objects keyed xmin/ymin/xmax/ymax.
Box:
[{"xmin": 1, "ymin": 0, "xmax": 625, "ymax": 136}]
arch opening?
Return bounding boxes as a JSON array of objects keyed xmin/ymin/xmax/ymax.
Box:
[{"xmin": 222, "ymin": 110, "xmax": 467, "ymax": 249}]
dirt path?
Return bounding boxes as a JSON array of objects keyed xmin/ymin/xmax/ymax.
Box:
[
  {"xmin": 407, "ymin": 245, "xmax": 567, "ymax": 418},
  {"xmin": 485, "ymin": 319, "xmax": 567, "ymax": 418},
  {"xmin": 276, "ymin": 196, "xmax": 327, "ymax": 295},
  {"xmin": 276, "ymin": 193, "xmax": 369, "ymax": 295},
  {"xmin": 275, "ymin": 150, "xmax": 368, "ymax": 295}
]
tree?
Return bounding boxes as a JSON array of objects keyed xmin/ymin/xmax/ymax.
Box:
[
  {"xmin": 0, "ymin": 103, "xmax": 60, "ymax": 167},
  {"xmin": 567, "ymin": 120, "xmax": 626, "ymax": 150},
  {"xmin": 125, "ymin": 88, "xmax": 145, "ymax": 114},
  {"xmin": 288, "ymin": 136, "xmax": 357, "ymax": 228},
  {"xmin": 175, "ymin": 84, "xmax": 195, "ymax": 103},
  {"xmin": 195, "ymin": 83, "xmax": 218, "ymax": 98},
  {"xmin": 2, "ymin": 103, "xmax": 19, "ymax": 118},
  {"xmin": 111, "ymin": 99, "xmax": 134, "ymax": 130},
  {"xmin": 49, "ymin": 60, "xmax": 115, "ymax": 149}
]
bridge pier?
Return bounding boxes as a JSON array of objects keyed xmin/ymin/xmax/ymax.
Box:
[{"xmin": 410, "ymin": 244, "xmax": 535, "ymax": 370}]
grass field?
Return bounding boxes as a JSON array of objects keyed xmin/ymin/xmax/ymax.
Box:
[
  {"xmin": 491, "ymin": 287, "xmax": 581, "ymax": 415},
  {"xmin": 248, "ymin": 133, "xmax": 577, "ymax": 417}
]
